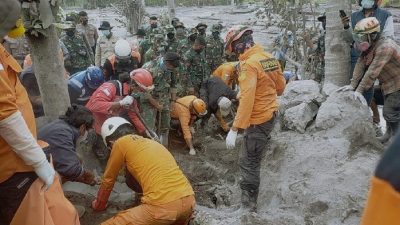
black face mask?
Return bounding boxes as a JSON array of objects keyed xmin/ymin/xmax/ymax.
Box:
[
  {"xmin": 167, "ymin": 33, "xmax": 175, "ymax": 40},
  {"xmin": 66, "ymin": 30, "xmax": 75, "ymax": 37},
  {"xmin": 150, "ymin": 24, "xmax": 158, "ymax": 28},
  {"xmin": 198, "ymin": 29, "xmax": 205, "ymax": 35},
  {"xmin": 212, "ymin": 32, "xmax": 220, "ymax": 38}
]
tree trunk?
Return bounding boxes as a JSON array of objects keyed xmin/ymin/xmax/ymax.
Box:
[
  {"xmin": 323, "ymin": 0, "xmax": 351, "ymax": 93},
  {"xmin": 167, "ymin": 0, "xmax": 176, "ymax": 19},
  {"xmin": 27, "ymin": 26, "xmax": 70, "ymax": 121}
]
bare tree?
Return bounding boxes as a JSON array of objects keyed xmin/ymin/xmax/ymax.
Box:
[
  {"xmin": 323, "ymin": 0, "xmax": 351, "ymax": 91},
  {"xmin": 113, "ymin": 0, "xmax": 145, "ymax": 34},
  {"xmin": 167, "ymin": 0, "xmax": 176, "ymax": 19},
  {"xmin": 21, "ymin": 0, "xmax": 70, "ymax": 121}
]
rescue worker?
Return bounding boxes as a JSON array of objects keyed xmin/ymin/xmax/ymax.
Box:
[
  {"xmin": 338, "ymin": 17, "xmax": 400, "ymax": 143},
  {"xmin": 184, "ymin": 36, "xmax": 210, "ymax": 96},
  {"xmin": 92, "ymin": 117, "xmax": 195, "ymax": 224},
  {"xmin": 359, "ymin": 131, "xmax": 400, "ymax": 225},
  {"xmin": 103, "ymin": 39, "xmax": 140, "ymax": 81},
  {"xmin": 146, "ymin": 52, "xmax": 180, "ymax": 147},
  {"xmin": 171, "ymin": 96, "xmax": 207, "ymax": 155},
  {"xmin": 61, "ymin": 17, "xmax": 94, "ymax": 75},
  {"xmin": 38, "ymin": 105, "xmax": 97, "ymax": 186},
  {"xmin": 146, "ymin": 15, "xmax": 159, "ymax": 36},
  {"xmin": 195, "ymin": 23, "xmax": 208, "ymax": 38},
  {"xmin": 95, "ymin": 21, "xmax": 118, "ymax": 67},
  {"xmin": 205, "ymin": 24, "xmax": 225, "ymax": 72},
  {"xmin": 76, "ymin": 11, "xmax": 98, "ymax": 54},
  {"xmin": 165, "ymin": 25, "xmax": 179, "ymax": 53},
  {"xmin": 200, "ymin": 76, "xmax": 239, "ymax": 133},
  {"xmin": 68, "ymin": 66, "xmax": 105, "ymax": 105},
  {"xmin": 224, "ymin": 25, "xmax": 286, "ymax": 213},
  {"xmin": 85, "ymin": 71, "xmax": 147, "ymax": 159},
  {"xmin": 177, "ymin": 28, "xmax": 198, "ymax": 55},
  {"xmin": 212, "ymin": 61, "xmax": 239, "ymax": 89},
  {"xmin": 0, "ymin": 1, "xmax": 79, "ymax": 224}
]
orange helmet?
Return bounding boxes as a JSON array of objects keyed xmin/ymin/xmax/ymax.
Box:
[
  {"xmin": 130, "ymin": 69, "xmax": 154, "ymax": 92},
  {"xmin": 224, "ymin": 25, "xmax": 253, "ymax": 54},
  {"xmin": 192, "ymin": 98, "xmax": 207, "ymax": 117}
]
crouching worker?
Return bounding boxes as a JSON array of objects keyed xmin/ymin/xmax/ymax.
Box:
[
  {"xmin": 0, "ymin": 1, "xmax": 80, "ymax": 224},
  {"xmin": 200, "ymin": 76, "xmax": 239, "ymax": 132},
  {"xmin": 38, "ymin": 105, "xmax": 97, "ymax": 185},
  {"xmin": 92, "ymin": 117, "xmax": 195, "ymax": 225},
  {"xmin": 171, "ymin": 96, "xmax": 207, "ymax": 155}
]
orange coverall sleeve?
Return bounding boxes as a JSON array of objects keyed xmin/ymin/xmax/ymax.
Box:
[
  {"xmin": 233, "ymin": 64, "xmax": 257, "ymax": 129},
  {"xmin": 100, "ymin": 141, "xmax": 125, "ymax": 191},
  {"xmin": 0, "ymin": 73, "xmax": 18, "ymax": 121},
  {"xmin": 179, "ymin": 111, "xmax": 192, "ymax": 140}
]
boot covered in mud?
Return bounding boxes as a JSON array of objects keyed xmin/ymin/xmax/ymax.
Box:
[
  {"xmin": 377, "ymin": 122, "xmax": 392, "ymax": 143},
  {"xmin": 240, "ymin": 189, "xmax": 258, "ymax": 213}
]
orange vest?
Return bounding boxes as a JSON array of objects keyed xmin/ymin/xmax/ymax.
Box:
[{"xmin": 0, "ymin": 44, "xmax": 36, "ymax": 183}]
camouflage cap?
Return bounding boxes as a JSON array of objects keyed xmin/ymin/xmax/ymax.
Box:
[{"xmin": 196, "ymin": 22, "xmax": 208, "ymax": 30}]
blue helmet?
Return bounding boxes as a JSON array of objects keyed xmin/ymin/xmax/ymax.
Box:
[{"xmin": 85, "ymin": 66, "xmax": 104, "ymax": 89}]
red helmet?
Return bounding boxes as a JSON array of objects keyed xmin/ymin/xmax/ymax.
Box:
[
  {"xmin": 224, "ymin": 25, "xmax": 253, "ymax": 54},
  {"xmin": 130, "ymin": 69, "xmax": 154, "ymax": 92}
]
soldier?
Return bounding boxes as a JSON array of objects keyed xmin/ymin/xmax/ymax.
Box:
[
  {"xmin": 145, "ymin": 15, "xmax": 159, "ymax": 37},
  {"xmin": 146, "ymin": 52, "xmax": 180, "ymax": 147},
  {"xmin": 175, "ymin": 22, "xmax": 187, "ymax": 42},
  {"xmin": 165, "ymin": 25, "xmax": 179, "ymax": 53},
  {"xmin": 3, "ymin": 36, "xmax": 29, "ymax": 66},
  {"xmin": 95, "ymin": 21, "xmax": 118, "ymax": 67},
  {"xmin": 178, "ymin": 28, "xmax": 198, "ymax": 56},
  {"xmin": 184, "ymin": 36, "xmax": 210, "ymax": 96},
  {"xmin": 76, "ymin": 11, "xmax": 98, "ymax": 54},
  {"xmin": 144, "ymin": 34, "xmax": 166, "ymax": 64},
  {"xmin": 61, "ymin": 17, "xmax": 94, "ymax": 75},
  {"xmin": 206, "ymin": 24, "xmax": 225, "ymax": 72},
  {"xmin": 196, "ymin": 23, "xmax": 208, "ymax": 38},
  {"xmin": 171, "ymin": 17, "xmax": 180, "ymax": 28}
]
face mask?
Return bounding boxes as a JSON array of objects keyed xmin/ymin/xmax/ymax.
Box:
[
  {"xmin": 167, "ymin": 33, "xmax": 175, "ymax": 40},
  {"xmin": 151, "ymin": 23, "xmax": 158, "ymax": 28},
  {"xmin": 66, "ymin": 30, "xmax": 75, "ymax": 37},
  {"xmin": 354, "ymin": 41, "xmax": 371, "ymax": 52},
  {"xmin": 102, "ymin": 30, "xmax": 111, "ymax": 37},
  {"xmin": 212, "ymin": 32, "xmax": 220, "ymax": 38},
  {"xmin": 361, "ymin": 0, "xmax": 375, "ymax": 9}
]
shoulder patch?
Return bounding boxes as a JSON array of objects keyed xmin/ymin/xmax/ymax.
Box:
[{"xmin": 260, "ymin": 58, "xmax": 280, "ymax": 72}]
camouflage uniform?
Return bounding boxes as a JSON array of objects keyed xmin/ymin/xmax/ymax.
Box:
[
  {"xmin": 133, "ymin": 92, "xmax": 157, "ymax": 130},
  {"xmin": 146, "ymin": 58, "xmax": 177, "ymax": 136},
  {"xmin": 76, "ymin": 23, "xmax": 98, "ymax": 53},
  {"xmin": 205, "ymin": 24, "xmax": 225, "ymax": 72},
  {"xmin": 61, "ymin": 31, "xmax": 94, "ymax": 74},
  {"xmin": 184, "ymin": 48, "xmax": 210, "ymax": 95},
  {"xmin": 139, "ymin": 37, "xmax": 153, "ymax": 60},
  {"xmin": 143, "ymin": 34, "xmax": 166, "ymax": 64},
  {"xmin": 164, "ymin": 25, "xmax": 179, "ymax": 53},
  {"xmin": 177, "ymin": 28, "xmax": 198, "ymax": 55}
]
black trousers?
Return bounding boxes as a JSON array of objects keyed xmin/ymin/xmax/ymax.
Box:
[{"xmin": 0, "ymin": 172, "xmax": 37, "ymax": 225}]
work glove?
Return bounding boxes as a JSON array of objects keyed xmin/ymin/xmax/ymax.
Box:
[
  {"xmin": 353, "ymin": 91, "xmax": 368, "ymax": 106},
  {"xmin": 226, "ymin": 129, "xmax": 238, "ymax": 150},
  {"xmin": 336, "ymin": 85, "xmax": 354, "ymax": 92},
  {"xmin": 35, "ymin": 160, "xmax": 56, "ymax": 190},
  {"xmin": 92, "ymin": 187, "xmax": 111, "ymax": 211},
  {"xmin": 119, "ymin": 96, "xmax": 134, "ymax": 107}
]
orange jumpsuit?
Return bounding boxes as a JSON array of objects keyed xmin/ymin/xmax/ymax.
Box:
[
  {"xmin": 212, "ymin": 62, "xmax": 237, "ymax": 87},
  {"xmin": 170, "ymin": 95, "xmax": 198, "ymax": 140},
  {"xmin": 0, "ymin": 43, "xmax": 79, "ymax": 225},
  {"xmin": 100, "ymin": 135, "xmax": 195, "ymax": 225}
]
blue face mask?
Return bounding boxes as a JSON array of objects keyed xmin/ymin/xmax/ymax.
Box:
[{"xmin": 361, "ymin": 0, "xmax": 375, "ymax": 9}]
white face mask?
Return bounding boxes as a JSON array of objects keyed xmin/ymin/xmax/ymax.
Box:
[
  {"xmin": 102, "ymin": 30, "xmax": 111, "ymax": 37},
  {"xmin": 361, "ymin": 0, "xmax": 375, "ymax": 9}
]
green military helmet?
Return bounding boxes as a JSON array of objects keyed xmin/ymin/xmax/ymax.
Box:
[{"xmin": 165, "ymin": 25, "xmax": 176, "ymax": 35}]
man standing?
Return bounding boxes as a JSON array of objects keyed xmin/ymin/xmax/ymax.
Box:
[
  {"xmin": 146, "ymin": 15, "xmax": 159, "ymax": 37},
  {"xmin": 224, "ymin": 25, "xmax": 286, "ymax": 213},
  {"xmin": 206, "ymin": 24, "xmax": 225, "ymax": 72},
  {"xmin": 0, "ymin": 1, "xmax": 79, "ymax": 224},
  {"xmin": 184, "ymin": 36, "xmax": 210, "ymax": 96},
  {"xmin": 196, "ymin": 23, "xmax": 208, "ymax": 38},
  {"xmin": 76, "ymin": 11, "xmax": 98, "ymax": 54},
  {"xmin": 165, "ymin": 25, "xmax": 179, "ymax": 53},
  {"xmin": 95, "ymin": 21, "xmax": 118, "ymax": 67},
  {"xmin": 61, "ymin": 17, "xmax": 94, "ymax": 75}
]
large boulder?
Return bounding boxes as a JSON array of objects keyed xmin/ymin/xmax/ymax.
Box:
[
  {"xmin": 283, "ymin": 102, "xmax": 319, "ymax": 133},
  {"xmin": 279, "ymin": 80, "xmax": 325, "ymax": 112}
]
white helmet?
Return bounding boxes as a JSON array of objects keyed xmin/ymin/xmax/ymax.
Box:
[
  {"xmin": 101, "ymin": 117, "xmax": 131, "ymax": 145},
  {"xmin": 115, "ymin": 39, "xmax": 132, "ymax": 58},
  {"xmin": 218, "ymin": 97, "xmax": 232, "ymax": 117}
]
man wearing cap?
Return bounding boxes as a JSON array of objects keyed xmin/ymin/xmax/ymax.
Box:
[
  {"xmin": 196, "ymin": 23, "xmax": 208, "ymax": 38},
  {"xmin": 165, "ymin": 25, "xmax": 179, "ymax": 53},
  {"xmin": 200, "ymin": 76, "xmax": 239, "ymax": 133},
  {"xmin": 146, "ymin": 15, "xmax": 159, "ymax": 37},
  {"xmin": 184, "ymin": 36, "xmax": 210, "ymax": 96},
  {"xmin": 76, "ymin": 11, "xmax": 99, "ymax": 54},
  {"xmin": 206, "ymin": 24, "xmax": 225, "ymax": 72},
  {"xmin": 146, "ymin": 52, "xmax": 180, "ymax": 147},
  {"xmin": 175, "ymin": 22, "xmax": 187, "ymax": 42},
  {"xmin": 95, "ymin": 21, "xmax": 118, "ymax": 67},
  {"xmin": 61, "ymin": 16, "xmax": 94, "ymax": 75},
  {"xmin": 171, "ymin": 17, "xmax": 180, "ymax": 28}
]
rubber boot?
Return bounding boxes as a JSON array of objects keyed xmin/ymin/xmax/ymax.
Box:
[
  {"xmin": 240, "ymin": 189, "xmax": 258, "ymax": 213},
  {"xmin": 249, "ymin": 189, "xmax": 259, "ymax": 213},
  {"xmin": 377, "ymin": 122, "xmax": 392, "ymax": 143}
]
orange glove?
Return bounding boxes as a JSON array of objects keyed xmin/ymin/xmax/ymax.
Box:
[{"xmin": 92, "ymin": 187, "xmax": 111, "ymax": 211}]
